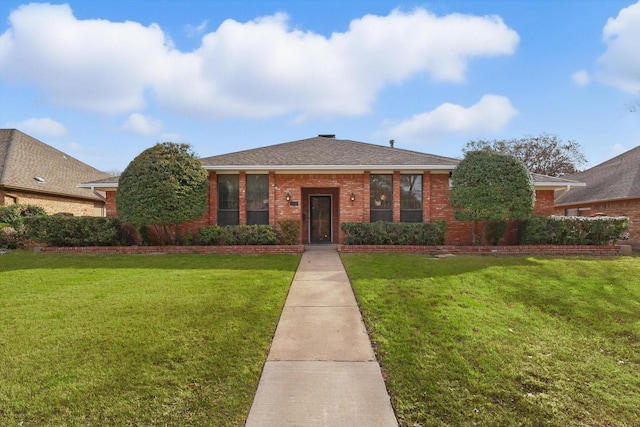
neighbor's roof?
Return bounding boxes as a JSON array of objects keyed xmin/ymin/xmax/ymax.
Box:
[
  {"xmin": 0, "ymin": 129, "xmax": 111, "ymax": 201},
  {"xmin": 199, "ymin": 136, "xmax": 460, "ymax": 170},
  {"xmin": 556, "ymin": 145, "xmax": 640, "ymax": 205},
  {"xmin": 531, "ymin": 172, "xmax": 586, "ymax": 189}
]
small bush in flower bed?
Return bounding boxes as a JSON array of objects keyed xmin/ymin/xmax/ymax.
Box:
[
  {"xmin": 197, "ymin": 225, "xmax": 278, "ymax": 245},
  {"xmin": 23, "ymin": 216, "xmax": 126, "ymax": 247},
  {"xmin": 277, "ymin": 219, "xmax": 300, "ymax": 245},
  {"xmin": 520, "ymin": 215, "xmax": 629, "ymax": 245},
  {"xmin": 341, "ymin": 221, "xmax": 446, "ymax": 245}
]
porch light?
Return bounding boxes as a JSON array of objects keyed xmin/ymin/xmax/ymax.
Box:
[
  {"xmin": 350, "ymin": 192, "xmax": 356, "ymax": 201},
  {"xmin": 285, "ymin": 191, "xmax": 291, "ymax": 201}
]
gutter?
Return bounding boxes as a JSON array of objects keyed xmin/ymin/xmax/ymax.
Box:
[{"xmin": 202, "ymin": 164, "xmax": 457, "ymax": 171}]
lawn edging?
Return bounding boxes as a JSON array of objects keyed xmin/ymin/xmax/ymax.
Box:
[
  {"xmin": 338, "ymin": 244, "xmax": 629, "ymax": 256},
  {"xmin": 37, "ymin": 245, "xmax": 305, "ymax": 255}
]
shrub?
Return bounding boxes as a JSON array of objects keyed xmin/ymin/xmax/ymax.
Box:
[
  {"xmin": 197, "ymin": 225, "xmax": 278, "ymax": 245},
  {"xmin": 278, "ymin": 219, "xmax": 301, "ymax": 245},
  {"xmin": 341, "ymin": 221, "xmax": 446, "ymax": 245},
  {"xmin": 0, "ymin": 224, "xmax": 19, "ymax": 249},
  {"xmin": 520, "ymin": 216, "xmax": 629, "ymax": 245},
  {"xmin": 0, "ymin": 204, "xmax": 47, "ymax": 229},
  {"xmin": 0, "ymin": 204, "xmax": 47, "ymax": 247},
  {"xmin": 24, "ymin": 216, "xmax": 125, "ymax": 247}
]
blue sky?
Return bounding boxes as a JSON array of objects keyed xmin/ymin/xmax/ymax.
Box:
[{"xmin": 1, "ymin": 0, "xmax": 639, "ymax": 173}]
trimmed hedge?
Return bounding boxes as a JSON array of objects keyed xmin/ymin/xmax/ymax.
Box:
[
  {"xmin": 197, "ymin": 225, "xmax": 278, "ymax": 245},
  {"xmin": 278, "ymin": 219, "xmax": 301, "ymax": 245},
  {"xmin": 520, "ymin": 215, "xmax": 629, "ymax": 245},
  {"xmin": 341, "ymin": 221, "xmax": 446, "ymax": 245},
  {"xmin": 24, "ymin": 216, "xmax": 125, "ymax": 247}
]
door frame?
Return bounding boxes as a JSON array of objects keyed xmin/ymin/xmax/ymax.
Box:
[{"xmin": 308, "ymin": 194, "xmax": 333, "ymax": 243}]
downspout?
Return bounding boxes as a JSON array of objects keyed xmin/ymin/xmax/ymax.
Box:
[
  {"xmin": 90, "ymin": 186, "xmax": 107, "ymax": 201},
  {"xmin": 554, "ymin": 184, "xmax": 574, "ymax": 203}
]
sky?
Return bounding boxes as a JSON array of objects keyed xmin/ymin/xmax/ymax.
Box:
[{"xmin": 1, "ymin": 0, "xmax": 639, "ymax": 173}]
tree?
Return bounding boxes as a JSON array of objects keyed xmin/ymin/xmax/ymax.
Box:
[
  {"xmin": 463, "ymin": 134, "xmax": 587, "ymax": 177},
  {"xmin": 116, "ymin": 142, "xmax": 208, "ymax": 244},
  {"xmin": 450, "ymin": 150, "xmax": 535, "ymax": 245}
]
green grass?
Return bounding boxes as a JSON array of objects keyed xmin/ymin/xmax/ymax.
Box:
[
  {"xmin": 341, "ymin": 254, "xmax": 640, "ymax": 427},
  {"xmin": 0, "ymin": 252, "xmax": 300, "ymax": 426}
]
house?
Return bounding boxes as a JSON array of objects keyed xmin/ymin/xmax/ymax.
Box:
[
  {"xmin": 84, "ymin": 135, "xmax": 583, "ymax": 245},
  {"xmin": 0, "ymin": 129, "xmax": 112, "ymax": 216},
  {"xmin": 555, "ymin": 145, "xmax": 640, "ymax": 246}
]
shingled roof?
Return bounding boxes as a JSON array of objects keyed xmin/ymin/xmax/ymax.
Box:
[
  {"xmin": 0, "ymin": 129, "xmax": 112, "ymax": 201},
  {"xmin": 556, "ymin": 145, "xmax": 640, "ymax": 205},
  {"xmin": 199, "ymin": 136, "xmax": 460, "ymax": 170}
]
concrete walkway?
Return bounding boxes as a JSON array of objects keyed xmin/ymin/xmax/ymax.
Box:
[{"xmin": 245, "ymin": 245, "xmax": 398, "ymax": 427}]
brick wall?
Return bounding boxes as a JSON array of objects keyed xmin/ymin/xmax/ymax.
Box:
[
  {"xmin": 40, "ymin": 245, "xmax": 305, "ymax": 255},
  {"xmin": 37, "ymin": 244, "xmax": 621, "ymax": 256},
  {"xmin": 102, "ymin": 171, "xmax": 559, "ymax": 246},
  {"xmin": 338, "ymin": 244, "xmax": 623, "ymax": 256},
  {"xmin": 556, "ymin": 198, "xmax": 640, "ymax": 245},
  {"xmin": 2, "ymin": 189, "xmax": 104, "ymax": 216}
]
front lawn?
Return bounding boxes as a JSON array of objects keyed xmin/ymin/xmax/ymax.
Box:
[
  {"xmin": 341, "ymin": 254, "xmax": 640, "ymax": 426},
  {"xmin": 0, "ymin": 252, "xmax": 299, "ymax": 426}
]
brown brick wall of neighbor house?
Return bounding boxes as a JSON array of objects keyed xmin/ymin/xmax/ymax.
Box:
[
  {"xmin": 555, "ymin": 198, "xmax": 640, "ymax": 245},
  {"xmin": 2, "ymin": 189, "xmax": 104, "ymax": 216},
  {"xmin": 104, "ymin": 171, "xmax": 562, "ymax": 246}
]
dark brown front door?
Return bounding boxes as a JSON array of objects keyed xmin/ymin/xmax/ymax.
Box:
[{"xmin": 310, "ymin": 196, "xmax": 332, "ymax": 243}]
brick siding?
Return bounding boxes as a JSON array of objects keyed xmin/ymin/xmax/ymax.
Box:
[
  {"xmin": 104, "ymin": 171, "xmax": 559, "ymax": 246},
  {"xmin": 2, "ymin": 189, "xmax": 104, "ymax": 216},
  {"xmin": 555, "ymin": 198, "xmax": 640, "ymax": 245}
]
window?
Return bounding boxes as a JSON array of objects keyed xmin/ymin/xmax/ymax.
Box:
[
  {"xmin": 370, "ymin": 174, "xmax": 393, "ymax": 222},
  {"xmin": 400, "ymin": 174, "xmax": 423, "ymax": 222},
  {"xmin": 246, "ymin": 174, "xmax": 269, "ymax": 225},
  {"xmin": 217, "ymin": 175, "xmax": 239, "ymax": 226}
]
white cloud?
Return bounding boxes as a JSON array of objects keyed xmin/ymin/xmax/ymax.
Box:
[
  {"xmin": 595, "ymin": 1, "xmax": 640, "ymax": 93},
  {"xmin": 380, "ymin": 95, "xmax": 518, "ymax": 141},
  {"xmin": 572, "ymin": 70, "xmax": 590, "ymax": 86},
  {"xmin": 0, "ymin": 4, "xmax": 519, "ymax": 119},
  {"xmin": 0, "ymin": 3, "xmax": 171, "ymax": 114},
  {"xmin": 122, "ymin": 113, "xmax": 163, "ymax": 135},
  {"xmin": 6, "ymin": 117, "xmax": 68, "ymax": 137}
]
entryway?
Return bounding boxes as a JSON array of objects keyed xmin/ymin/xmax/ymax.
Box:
[{"xmin": 309, "ymin": 195, "xmax": 332, "ymax": 243}]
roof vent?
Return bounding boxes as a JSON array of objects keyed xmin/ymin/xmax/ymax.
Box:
[
  {"xmin": 34, "ymin": 176, "xmax": 45, "ymax": 183},
  {"xmin": 389, "ymin": 139, "xmax": 395, "ymax": 148},
  {"xmin": 318, "ymin": 134, "xmax": 335, "ymax": 138}
]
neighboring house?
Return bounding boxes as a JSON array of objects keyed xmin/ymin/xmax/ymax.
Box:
[
  {"xmin": 0, "ymin": 129, "xmax": 112, "ymax": 216},
  {"xmin": 82, "ymin": 135, "xmax": 583, "ymax": 245},
  {"xmin": 555, "ymin": 145, "xmax": 640, "ymax": 246}
]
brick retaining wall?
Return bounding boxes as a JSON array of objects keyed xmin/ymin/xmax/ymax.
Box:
[
  {"xmin": 36, "ymin": 244, "xmax": 627, "ymax": 256},
  {"xmin": 38, "ymin": 245, "xmax": 305, "ymax": 255},
  {"xmin": 337, "ymin": 245, "xmax": 625, "ymax": 256}
]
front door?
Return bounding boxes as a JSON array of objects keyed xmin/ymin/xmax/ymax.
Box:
[{"xmin": 310, "ymin": 196, "xmax": 332, "ymax": 243}]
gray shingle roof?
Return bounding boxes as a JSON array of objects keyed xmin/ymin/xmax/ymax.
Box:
[
  {"xmin": 531, "ymin": 173, "xmax": 585, "ymax": 186},
  {"xmin": 200, "ymin": 136, "xmax": 460, "ymax": 169},
  {"xmin": 0, "ymin": 129, "xmax": 112, "ymax": 201},
  {"xmin": 556, "ymin": 145, "xmax": 640, "ymax": 205}
]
